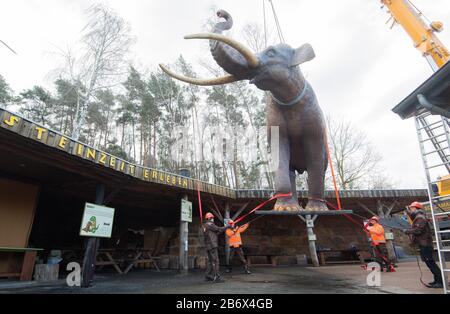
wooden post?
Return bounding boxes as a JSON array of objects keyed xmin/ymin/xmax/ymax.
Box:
[
  {"xmin": 20, "ymin": 251, "xmax": 37, "ymax": 281},
  {"xmin": 179, "ymin": 194, "xmax": 189, "ymax": 275},
  {"xmin": 305, "ymin": 215, "xmax": 319, "ymax": 267},
  {"xmin": 377, "ymin": 200, "xmax": 397, "ymax": 263},
  {"xmin": 81, "ymin": 184, "xmax": 105, "ymax": 288},
  {"xmin": 224, "ymin": 203, "xmax": 231, "ymax": 267}
]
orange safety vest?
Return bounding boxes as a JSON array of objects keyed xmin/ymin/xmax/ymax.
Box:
[
  {"xmin": 366, "ymin": 223, "xmax": 386, "ymax": 245},
  {"xmin": 226, "ymin": 224, "xmax": 249, "ymax": 248}
]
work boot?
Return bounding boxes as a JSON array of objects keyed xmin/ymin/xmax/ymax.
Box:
[
  {"xmin": 386, "ymin": 265, "xmax": 396, "ymax": 273},
  {"xmin": 244, "ymin": 266, "xmax": 251, "ymax": 275},
  {"xmin": 205, "ymin": 276, "xmax": 214, "ymax": 282},
  {"xmin": 429, "ymin": 282, "xmax": 443, "ymax": 289},
  {"xmin": 212, "ymin": 275, "xmax": 225, "ymax": 283},
  {"xmin": 225, "ymin": 267, "xmax": 232, "ymax": 274}
]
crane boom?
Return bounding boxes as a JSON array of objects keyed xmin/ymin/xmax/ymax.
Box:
[{"xmin": 381, "ymin": 0, "xmax": 450, "ymax": 70}]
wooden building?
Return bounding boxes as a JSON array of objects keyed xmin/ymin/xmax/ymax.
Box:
[{"xmin": 0, "ymin": 107, "xmax": 428, "ymax": 279}]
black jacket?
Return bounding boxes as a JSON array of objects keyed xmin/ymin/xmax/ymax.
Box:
[
  {"xmin": 203, "ymin": 220, "xmax": 227, "ymax": 250},
  {"xmin": 405, "ymin": 212, "xmax": 433, "ymax": 247}
]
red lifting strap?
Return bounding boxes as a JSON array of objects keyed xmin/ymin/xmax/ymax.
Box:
[
  {"xmin": 197, "ymin": 182, "xmax": 203, "ymax": 224},
  {"xmin": 234, "ymin": 193, "xmax": 292, "ymax": 224},
  {"xmin": 309, "ymin": 196, "xmax": 363, "ymax": 228}
]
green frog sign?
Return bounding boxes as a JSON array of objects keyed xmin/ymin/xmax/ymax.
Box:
[
  {"xmin": 80, "ymin": 203, "xmax": 115, "ymax": 238},
  {"xmin": 82, "ymin": 216, "xmax": 100, "ymax": 234}
]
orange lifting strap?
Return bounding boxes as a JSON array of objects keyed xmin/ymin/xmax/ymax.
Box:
[{"xmin": 324, "ymin": 129, "xmax": 342, "ymax": 210}]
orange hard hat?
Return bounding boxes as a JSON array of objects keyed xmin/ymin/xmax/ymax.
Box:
[
  {"xmin": 205, "ymin": 212, "xmax": 214, "ymax": 220},
  {"xmin": 409, "ymin": 202, "xmax": 423, "ymax": 209},
  {"xmin": 369, "ymin": 216, "xmax": 379, "ymax": 222}
]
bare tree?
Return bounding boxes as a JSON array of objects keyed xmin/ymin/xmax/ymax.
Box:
[
  {"xmin": 327, "ymin": 117, "xmax": 385, "ymax": 190},
  {"xmin": 366, "ymin": 172, "xmax": 396, "ymax": 190},
  {"xmin": 241, "ymin": 22, "xmax": 276, "ymax": 52},
  {"xmin": 56, "ymin": 4, "xmax": 134, "ymax": 139}
]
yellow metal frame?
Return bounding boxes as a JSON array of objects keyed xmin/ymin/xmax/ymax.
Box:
[
  {"xmin": 381, "ymin": 0, "xmax": 450, "ymax": 69},
  {"xmin": 437, "ymin": 174, "xmax": 450, "ymax": 197}
]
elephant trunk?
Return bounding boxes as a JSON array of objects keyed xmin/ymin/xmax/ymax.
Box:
[
  {"xmin": 159, "ymin": 10, "xmax": 259, "ymax": 87},
  {"xmin": 208, "ymin": 10, "xmax": 256, "ymax": 79}
]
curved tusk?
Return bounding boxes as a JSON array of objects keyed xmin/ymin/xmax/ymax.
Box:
[
  {"xmin": 184, "ymin": 33, "xmax": 259, "ymax": 68},
  {"xmin": 159, "ymin": 64, "xmax": 238, "ymax": 86}
]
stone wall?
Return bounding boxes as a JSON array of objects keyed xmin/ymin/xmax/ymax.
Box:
[
  {"xmin": 243, "ymin": 216, "xmax": 369, "ymax": 256},
  {"xmin": 164, "ymin": 215, "xmax": 374, "ymax": 268},
  {"xmin": 392, "ymin": 229, "xmax": 416, "ymax": 255},
  {"xmin": 167, "ymin": 219, "xmax": 205, "ymax": 257},
  {"xmin": 162, "ymin": 214, "xmax": 416, "ymax": 269}
]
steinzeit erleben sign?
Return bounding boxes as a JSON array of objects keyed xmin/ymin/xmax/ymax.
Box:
[{"xmin": 0, "ymin": 107, "xmax": 235, "ymax": 198}]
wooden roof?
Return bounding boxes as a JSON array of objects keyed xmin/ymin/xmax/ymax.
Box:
[
  {"xmin": 392, "ymin": 61, "xmax": 450, "ymax": 119},
  {"xmin": 0, "ymin": 107, "xmax": 428, "ymax": 215}
]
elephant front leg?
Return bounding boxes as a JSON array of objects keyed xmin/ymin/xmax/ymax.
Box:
[
  {"xmin": 304, "ymin": 143, "xmax": 328, "ymax": 212},
  {"xmin": 273, "ymin": 138, "xmax": 300, "ymax": 211}
]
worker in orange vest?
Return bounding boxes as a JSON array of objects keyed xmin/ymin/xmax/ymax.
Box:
[
  {"xmin": 225, "ymin": 220, "xmax": 251, "ymax": 274},
  {"xmin": 364, "ymin": 216, "xmax": 395, "ymax": 272}
]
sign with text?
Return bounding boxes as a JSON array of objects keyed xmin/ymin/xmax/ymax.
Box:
[
  {"xmin": 0, "ymin": 108, "xmax": 236, "ymax": 199},
  {"xmin": 80, "ymin": 203, "xmax": 115, "ymax": 238},
  {"xmin": 181, "ymin": 199, "xmax": 193, "ymax": 223}
]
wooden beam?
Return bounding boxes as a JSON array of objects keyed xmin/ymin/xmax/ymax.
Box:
[
  {"xmin": 103, "ymin": 179, "xmax": 131, "ymax": 205},
  {"xmin": 376, "ymin": 201, "xmax": 398, "ymax": 263},
  {"xmin": 305, "ymin": 214, "xmax": 319, "ymax": 267},
  {"xmin": 356, "ymin": 201, "xmax": 377, "ymax": 217},
  {"xmin": 20, "ymin": 251, "xmax": 37, "ymax": 281},
  {"xmin": 81, "ymin": 184, "xmax": 105, "ymax": 288},
  {"xmin": 208, "ymin": 207, "xmax": 224, "ymax": 224},
  {"xmin": 386, "ymin": 201, "xmax": 399, "ymax": 217},
  {"xmin": 232, "ymin": 201, "xmax": 251, "ymax": 220},
  {"xmin": 179, "ymin": 194, "xmax": 189, "ymax": 275},
  {"xmin": 210, "ymin": 195, "xmax": 224, "ymax": 221},
  {"xmin": 224, "ymin": 203, "xmax": 231, "ymax": 269}
]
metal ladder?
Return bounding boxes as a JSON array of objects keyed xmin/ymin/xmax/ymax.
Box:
[{"xmin": 416, "ymin": 112, "xmax": 450, "ymax": 294}]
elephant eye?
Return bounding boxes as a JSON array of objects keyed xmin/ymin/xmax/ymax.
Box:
[{"xmin": 267, "ymin": 49, "xmax": 276, "ymax": 57}]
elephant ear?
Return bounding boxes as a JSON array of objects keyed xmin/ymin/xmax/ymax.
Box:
[{"xmin": 291, "ymin": 43, "xmax": 315, "ymax": 67}]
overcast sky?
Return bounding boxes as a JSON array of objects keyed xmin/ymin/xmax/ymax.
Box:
[{"xmin": 1, "ymin": 0, "xmax": 450, "ymax": 189}]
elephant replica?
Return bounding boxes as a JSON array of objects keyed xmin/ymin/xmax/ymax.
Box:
[{"xmin": 160, "ymin": 10, "xmax": 328, "ymax": 212}]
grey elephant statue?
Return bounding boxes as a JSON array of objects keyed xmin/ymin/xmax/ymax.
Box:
[{"xmin": 160, "ymin": 10, "xmax": 328, "ymax": 212}]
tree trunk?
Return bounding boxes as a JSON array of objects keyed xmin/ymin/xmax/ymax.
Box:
[
  {"xmin": 153, "ymin": 121, "xmax": 156, "ymax": 167},
  {"xmin": 121, "ymin": 122, "xmax": 125, "ymax": 149},
  {"xmin": 140, "ymin": 124, "xmax": 143, "ymax": 165},
  {"xmin": 132, "ymin": 121, "xmax": 136, "ymax": 162}
]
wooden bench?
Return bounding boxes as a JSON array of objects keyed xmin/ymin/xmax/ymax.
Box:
[
  {"xmin": 95, "ymin": 250, "xmax": 124, "ymax": 274},
  {"xmin": 61, "ymin": 248, "xmax": 161, "ymax": 275},
  {"xmin": 122, "ymin": 249, "xmax": 161, "ymax": 274},
  {"xmin": 0, "ymin": 247, "xmax": 43, "ymax": 281},
  {"xmin": 316, "ymin": 249, "xmax": 366, "ymax": 266},
  {"xmin": 246, "ymin": 255, "xmax": 277, "ymax": 267}
]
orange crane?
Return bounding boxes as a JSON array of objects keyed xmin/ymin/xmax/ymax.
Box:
[
  {"xmin": 380, "ymin": 0, "xmax": 450, "ymax": 71},
  {"xmin": 383, "ymin": 1, "xmax": 450, "ymax": 193}
]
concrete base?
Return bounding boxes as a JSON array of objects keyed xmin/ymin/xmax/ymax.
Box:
[{"xmin": 33, "ymin": 264, "xmax": 59, "ymax": 282}]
